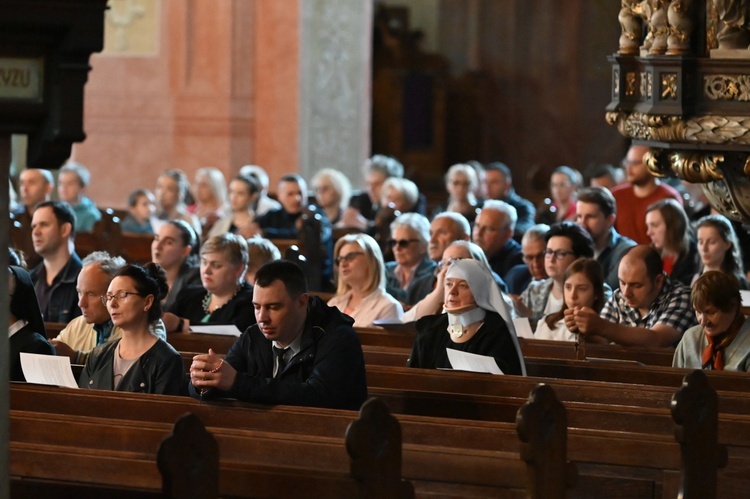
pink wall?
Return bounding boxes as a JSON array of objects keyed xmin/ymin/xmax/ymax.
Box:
[{"xmin": 72, "ymin": 0, "xmax": 300, "ymax": 208}]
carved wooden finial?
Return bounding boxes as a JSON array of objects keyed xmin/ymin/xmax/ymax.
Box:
[
  {"xmin": 157, "ymin": 412, "xmax": 219, "ymax": 499},
  {"xmin": 671, "ymin": 369, "xmax": 727, "ymax": 499},
  {"xmin": 516, "ymin": 383, "xmax": 576, "ymax": 499},
  {"xmin": 346, "ymin": 397, "xmax": 414, "ymax": 499}
]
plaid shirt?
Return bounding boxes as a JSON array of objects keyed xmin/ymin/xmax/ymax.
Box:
[{"xmin": 601, "ymin": 276, "xmax": 696, "ymax": 334}]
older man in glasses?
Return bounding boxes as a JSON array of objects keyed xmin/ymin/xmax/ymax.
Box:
[
  {"xmin": 384, "ymin": 213, "xmax": 436, "ymax": 305},
  {"xmin": 51, "ymin": 251, "xmax": 166, "ymax": 363}
]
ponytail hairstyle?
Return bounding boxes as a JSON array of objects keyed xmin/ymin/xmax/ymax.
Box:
[{"xmin": 115, "ymin": 263, "xmax": 170, "ymax": 324}]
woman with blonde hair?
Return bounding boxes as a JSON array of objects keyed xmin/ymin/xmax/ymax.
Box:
[
  {"xmin": 439, "ymin": 163, "xmax": 480, "ymax": 224},
  {"xmin": 191, "ymin": 167, "xmax": 228, "ymax": 234},
  {"xmin": 328, "ymin": 233, "xmax": 403, "ymax": 326},
  {"xmin": 311, "ymin": 168, "xmax": 352, "ymax": 226}
]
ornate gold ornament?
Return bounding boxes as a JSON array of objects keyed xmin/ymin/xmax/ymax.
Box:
[
  {"xmin": 661, "ymin": 73, "xmax": 678, "ymax": 99},
  {"xmin": 668, "ymin": 151, "xmax": 725, "ymax": 182},
  {"xmin": 640, "ymin": 71, "xmax": 648, "ymax": 97},
  {"xmin": 626, "ymin": 72, "xmax": 637, "ymax": 96},
  {"xmin": 704, "ymin": 74, "xmax": 750, "ymax": 101},
  {"xmin": 606, "ymin": 111, "xmax": 750, "ymax": 145}
]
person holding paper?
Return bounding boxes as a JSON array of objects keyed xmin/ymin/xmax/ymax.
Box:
[
  {"xmin": 164, "ymin": 234, "xmax": 254, "ymax": 333},
  {"xmin": 188, "ymin": 260, "xmax": 367, "ymax": 409},
  {"xmin": 673, "ymin": 271, "xmax": 750, "ymax": 371},
  {"xmin": 79, "ymin": 263, "xmax": 184, "ymax": 394},
  {"xmin": 407, "ymin": 259, "xmax": 526, "ymax": 375},
  {"xmin": 535, "ymin": 258, "xmax": 606, "ymax": 342},
  {"xmin": 9, "ymin": 265, "xmax": 54, "ymax": 382}
]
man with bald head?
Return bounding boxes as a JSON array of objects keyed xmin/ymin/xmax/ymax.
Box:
[
  {"xmin": 407, "ymin": 212, "xmax": 471, "ymax": 304},
  {"xmin": 566, "ymin": 245, "xmax": 695, "ymax": 347},
  {"xmin": 12, "ymin": 168, "xmax": 55, "ymax": 267}
]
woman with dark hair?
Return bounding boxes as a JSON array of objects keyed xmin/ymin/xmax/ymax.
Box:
[
  {"xmin": 207, "ymin": 174, "xmax": 261, "ymax": 239},
  {"xmin": 693, "ymin": 214, "xmax": 748, "ymax": 289},
  {"xmin": 674, "ymin": 271, "xmax": 750, "ymax": 371},
  {"xmin": 79, "ymin": 263, "xmax": 184, "ymax": 394},
  {"xmin": 9, "ymin": 265, "xmax": 54, "ymax": 382},
  {"xmin": 152, "ymin": 220, "xmax": 201, "ymax": 310},
  {"xmin": 645, "ymin": 198, "xmax": 697, "ymax": 286},
  {"xmin": 154, "ymin": 169, "xmax": 202, "ymax": 237},
  {"xmin": 535, "ymin": 258, "xmax": 605, "ymax": 342}
]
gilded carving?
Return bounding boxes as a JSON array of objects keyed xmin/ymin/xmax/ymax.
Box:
[
  {"xmin": 605, "ymin": 111, "xmax": 750, "ymax": 145},
  {"xmin": 649, "ymin": 1, "xmax": 671, "ymax": 55},
  {"xmin": 684, "ymin": 115, "xmax": 750, "ymax": 143},
  {"xmin": 704, "ymin": 74, "xmax": 750, "ymax": 100},
  {"xmin": 714, "ymin": 0, "xmax": 750, "ymax": 50},
  {"xmin": 703, "ymin": 180, "xmax": 742, "ymax": 219},
  {"xmin": 626, "ymin": 72, "xmax": 637, "ymax": 96},
  {"xmin": 644, "ymin": 149, "xmax": 668, "ymax": 177},
  {"xmin": 667, "ymin": 0, "xmax": 694, "ymax": 55},
  {"xmin": 640, "ymin": 71, "xmax": 648, "ymax": 97},
  {"xmin": 661, "ymin": 73, "xmax": 678, "ymax": 99},
  {"xmin": 619, "ymin": 0, "xmax": 645, "ymax": 55},
  {"xmin": 668, "ymin": 151, "xmax": 725, "ymax": 182},
  {"xmin": 646, "ymin": 72, "xmax": 653, "ymax": 98}
]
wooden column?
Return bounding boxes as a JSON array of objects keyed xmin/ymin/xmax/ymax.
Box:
[{"xmin": 0, "ymin": 133, "xmax": 11, "ymax": 498}]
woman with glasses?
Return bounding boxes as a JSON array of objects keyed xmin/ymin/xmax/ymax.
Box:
[
  {"xmin": 79, "ymin": 263, "xmax": 184, "ymax": 395},
  {"xmin": 435, "ymin": 163, "xmax": 480, "ymax": 224},
  {"xmin": 311, "ymin": 168, "xmax": 352, "ymax": 227},
  {"xmin": 165, "ymin": 234, "xmax": 254, "ymax": 333},
  {"xmin": 408, "ymin": 258, "xmax": 526, "ymax": 375},
  {"xmin": 384, "ymin": 213, "xmax": 436, "ymax": 305},
  {"xmin": 536, "ymin": 166, "xmax": 582, "ymax": 225},
  {"xmin": 328, "ymin": 233, "xmax": 403, "ymax": 326},
  {"xmin": 513, "ymin": 222, "xmax": 597, "ymax": 326},
  {"xmin": 645, "ymin": 198, "xmax": 697, "ymax": 287}
]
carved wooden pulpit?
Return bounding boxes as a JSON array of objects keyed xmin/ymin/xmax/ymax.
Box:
[{"xmin": 607, "ymin": 1, "xmax": 750, "ymax": 223}]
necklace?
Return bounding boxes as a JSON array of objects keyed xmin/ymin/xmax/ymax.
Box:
[{"xmin": 202, "ymin": 284, "xmax": 242, "ymax": 315}]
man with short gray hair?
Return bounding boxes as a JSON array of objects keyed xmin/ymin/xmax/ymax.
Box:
[
  {"xmin": 472, "ymin": 200, "xmax": 523, "ymax": 280},
  {"xmin": 51, "ymin": 251, "xmax": 166, "ymax": 363}
]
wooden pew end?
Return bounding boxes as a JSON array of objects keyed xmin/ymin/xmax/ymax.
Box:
[
  {"xmin": 346, "ymin": 397, "xmax": 414, "ymax": 499},
  {"xmin": 157, "ymin": 413, "xmax": 219, "ymax": 499},
  {"xmin": 671, "ymin": 370, "xmax": 728, "ymax": 499},
  {"xmin": 516, "ymin": 383, "xmax": 576, "ymax": 498}
]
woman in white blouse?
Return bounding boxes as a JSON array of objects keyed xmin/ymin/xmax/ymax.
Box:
[
  {"xmin": 535, "ymin": 258, "xmax": 605, "ymax": 342},
  {"xmin": 328, "ymin": 233, "xmax": 403, "ymax": 327}
]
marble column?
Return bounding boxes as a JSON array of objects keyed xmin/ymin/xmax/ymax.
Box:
[{"xmin": 299, "ymin": 0, "xmax": 372, "ymax": 187}]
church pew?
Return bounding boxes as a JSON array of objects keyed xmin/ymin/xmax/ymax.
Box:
[
  {"xmin": 10, "ymin": 374, "xmax": 728, "ymax": 498},
  {"xmin": 10, "ymin": 385, "xmax": 574, "ymax": 499},
  {"xmin": 519, "ymin": 337, "xmax": 676, "ymax": 367},
  {"xmin": 11, "ymin": 397, "xmax": 415, "ymax": 499}
]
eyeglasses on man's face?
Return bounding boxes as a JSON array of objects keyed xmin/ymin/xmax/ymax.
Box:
[
  {"xmin": 101, "ymin": 291, "xmax": 141, "ymax": 305},
  {"xmin": 389, "ymin": 239, "xmax": 419, "ymax": 249},
  {"xmin": 335, "ymin": 251, "xmax": 364, "ymax": 265},
  {"xmin": 544, "ymin": 249, "xmax": 575, "ymax": 260},
  {"xmin": 523, "ymin": 252, "xmax": 545, "ymax": 264}
]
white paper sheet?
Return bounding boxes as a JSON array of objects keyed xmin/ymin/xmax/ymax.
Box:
[
  {"xmin": 512, "ymin": 317, "xmax": 535, "ymax": 339},
  {"xmin": 189, "ymin": 325, "xmax": 242, "ymax": 337},
  {"xmin": 20, "ymin": 352, "xmax": 79, "ymax": 388},
  {"xmin": 741, "ymin": 290, "xmax": 750, "ymax": 308},
  {"xmin": 446, "ymin": 349, "xmax": 504, "ymax": 375}
]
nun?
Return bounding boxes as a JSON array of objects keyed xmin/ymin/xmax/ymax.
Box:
[{"xmin": 407, "ymin": 258, "xmax": 526, "ymax": 375}]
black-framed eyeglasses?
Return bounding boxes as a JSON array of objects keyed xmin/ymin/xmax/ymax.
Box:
[
  {"xmin": 389, "ymin": 238, "xmax": 419, "ymax": 248},
  {"xmin": 101, "ymin": 291, "xmax": 141, "ymax": 305},
  {"xmin": 544, "ymin": 249, "xmax": 575, "ymax": 260},
  {"xmin": 335, "ymin": 252, "xmax": 364, "ymax": 265}
]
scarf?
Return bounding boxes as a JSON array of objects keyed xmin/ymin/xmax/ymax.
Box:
[{"xmin": 701, "ymin": 312, "xmax": 744, "ymax": 371}]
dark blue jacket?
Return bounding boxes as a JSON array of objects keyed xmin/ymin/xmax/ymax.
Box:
[
  {"xmin": 30, "ymin": 252, "xmax": 83, "ymax": 323},
  {"xmin": 190, "ymin": 296, "xmax": 367, "ymax": 410}
]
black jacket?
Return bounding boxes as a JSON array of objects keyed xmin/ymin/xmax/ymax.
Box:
[
  {"xmin": 408, "ymin": 311, "xmax": 523, "ymax": 375},
  {"xmin": 190, "ymin": 296, "xmax": 368, "ymax": 410},
  {"xmin": 10, "ymin": 323, "xmax": 55, "ymax": 382},
  {"xmin": 169, "ymin": 281, "xmax": 255, "ymax": 332},
  {"xmin": 79, "ymin": 338, "xmax": 185, "ymax": 395},
  {"xmin": 30, "ymin": 253, "xmax": 83, "ymax": 323}
]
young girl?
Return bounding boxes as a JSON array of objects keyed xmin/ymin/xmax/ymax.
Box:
[{"xmin": 535, "ymin": 258, "xmax": 605, "ymax": 342}]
